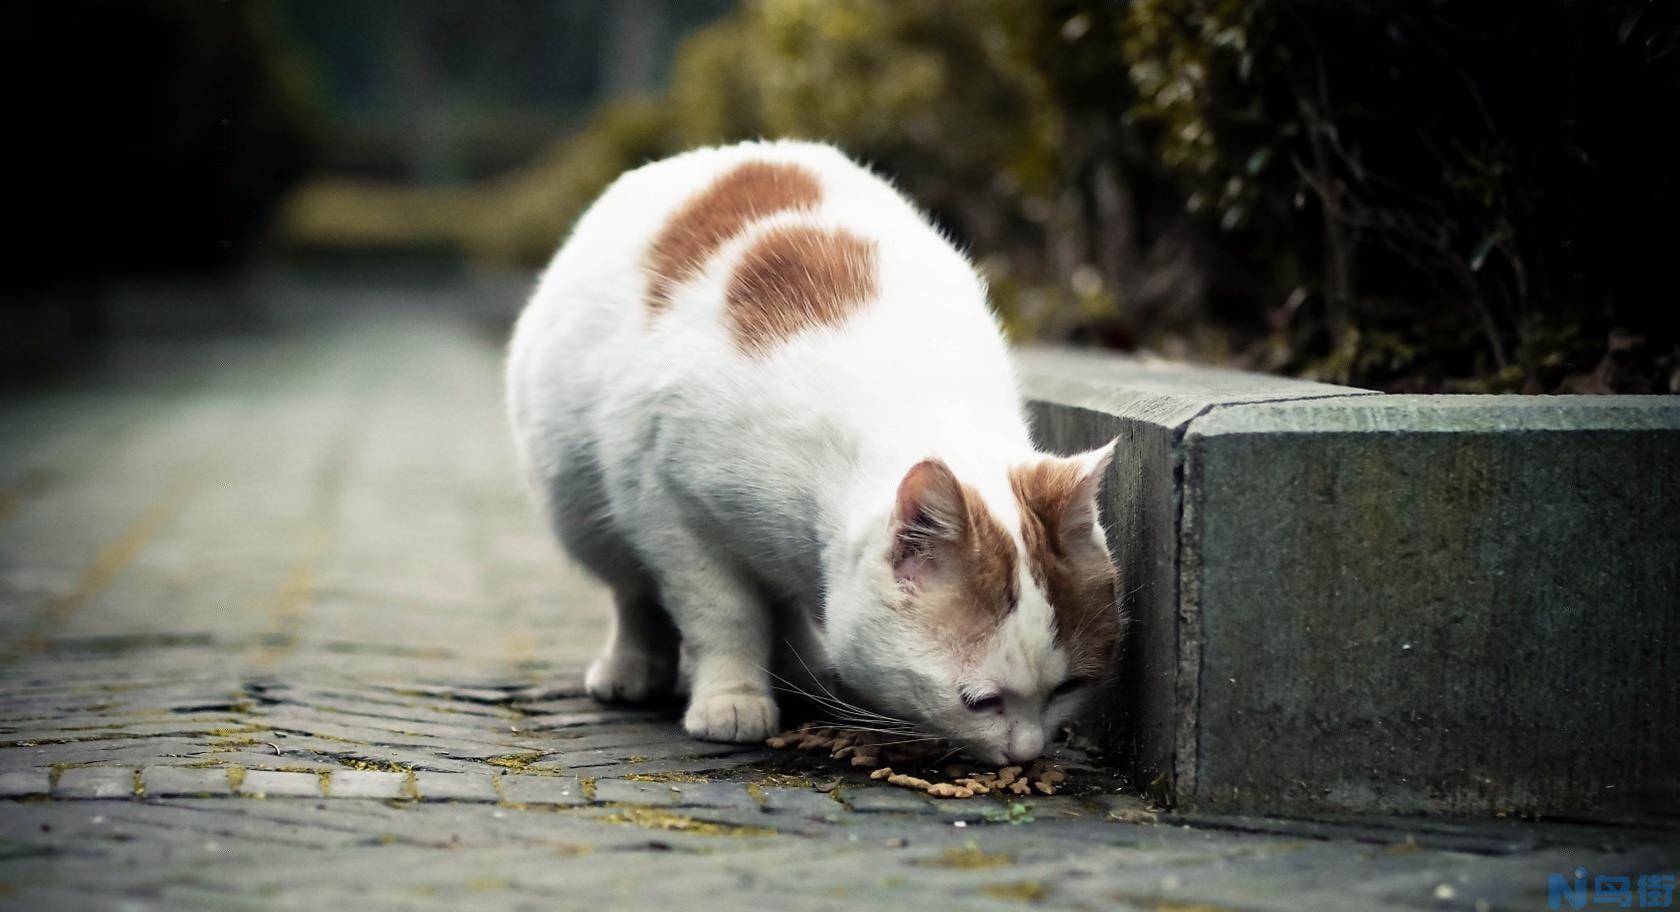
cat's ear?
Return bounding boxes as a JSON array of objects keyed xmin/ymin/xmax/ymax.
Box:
[
  {"xmin": 1012, "ymin": 439, "xmax": 1116, "ymax": 544},
  {"xmin": 1057, "ymin": 439, "xmax": 1115, "ymax": 540},
  {"xmin": 890, "ymin": 458, "xmax": 966, "ymax": 585}
]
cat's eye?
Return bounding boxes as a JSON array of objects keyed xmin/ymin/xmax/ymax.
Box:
[
  {"xmin": 962, "ymin": 693, "xmax": 1003, "ymax": 713},
  {"xmin": 1049, "ymin": 678, "xmax": 1088, "ymax": 700}
]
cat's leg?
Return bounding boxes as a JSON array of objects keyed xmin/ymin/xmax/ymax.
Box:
[
  {"xmin": 533, "ymin": 444, "xmax": 679, "ymax": 703},
  {"xmin": 586, "ymin": 580, "xmax": 679, "ymax": 703},
  {"xmin": 647, "ymin": 527, "xmax": 778, "ymax": 743}
]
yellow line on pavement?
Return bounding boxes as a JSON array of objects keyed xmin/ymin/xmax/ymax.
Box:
[
  {"xmin": 253, "ymin": 527, "xmax": 328, "ymax": 670},
  {"xmin": 15, "ymin": 479, "xmax": 194, "ymax": 654}
]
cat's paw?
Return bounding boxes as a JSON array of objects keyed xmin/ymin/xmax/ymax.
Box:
[
  {"xmin": 586, "ymin": 651, "xmax": 676, "ymax": 703},
  {"xmin": 682, "ymin": 691, "xmax": 779, "ymax": 743}
]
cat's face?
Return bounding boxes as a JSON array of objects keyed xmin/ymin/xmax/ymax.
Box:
[{"xmin": 828, "ymin": 448, "xmax": 1120, "ymax": 766}]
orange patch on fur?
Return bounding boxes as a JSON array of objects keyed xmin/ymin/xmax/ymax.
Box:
[
  {"xmin": 644, "ymin": 161, "xmax": 823, "ymax": 314},
  {"xmin": 1010, "ymin": 462, "xmax": 1120, "ymax": 674},
  {"xmin": 726, "ymin": 225, "xmax": 877, "ymax": 355},
  {"xmin": 953, "ymin": 481, "xmax": 1020, "ymax": 630}
]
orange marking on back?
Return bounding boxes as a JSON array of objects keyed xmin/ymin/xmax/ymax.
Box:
[
  {"xmin": 725, "ymin": 225, "xmax": 877, "ymax": 356},
  {"xmin": 1010, "ymin": 462, "xmax": 1120, "ymax": 674},
  {"xmin": 644, "ymin": 160, "xmax": 823, "ymax": 314}
]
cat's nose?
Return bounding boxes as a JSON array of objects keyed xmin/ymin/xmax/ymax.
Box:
[{"xmin": 1004, "ymin": 724, "xmax": 1043, "ymax": 764}]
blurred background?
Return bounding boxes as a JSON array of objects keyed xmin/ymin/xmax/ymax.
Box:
[{"xmin": 7, "ymin": 0, "xmax": 1679, "ymax": 393}]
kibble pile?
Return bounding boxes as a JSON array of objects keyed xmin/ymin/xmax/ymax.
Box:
[{"xmin": 765, "ymin": 724, "xmax": 1067, "ymax": 799}]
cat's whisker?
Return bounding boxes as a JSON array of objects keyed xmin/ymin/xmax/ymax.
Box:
[
  {"xmin": 762, "ymin": 666, "xmax": 860, "ymax": 713},
  {"xmin": 766, "ymin": 686, "xmax": 891, "ymax": 726},
  {"xmin": 817, "ymin": 722, "xmax": 928, "ymax": 738},
  {"xmin": 781, "ymin": 641, "xmax": 912, "ymax": 726},
  {"xmin": 776, "ymin": 645, "xmax": 916, "ymax": 729},
  {"xmin": 763, "ymin": 678, "xmax": 929, "ymax": 739},
  {"xmin": 820, "ymin": 716, "xmax": 920, "ymax": 735},
  {"xmin": 761, "ymin": 659, "xmax": 941, "ymax": 742},
  {"xmin": 843, "ymin": 736, "xmax": 946, "ymax": 748},
  {"xmin": 928, "ymin": 745, "xmax": 966, "ymax": 766},
  {"xmin": 765, "ymin": 675, "xmax": 859, "ymax": 719}
]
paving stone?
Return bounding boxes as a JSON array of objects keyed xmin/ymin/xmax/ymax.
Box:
[
  {"xmin": 522, "ymin": 710, "xmax": 667, "ymax": 730},
  {"xmin": 592, "ymin": 778, "xmax": 683, "ymax": 806},
  {"xmin": 662, "ymin": 781, "xmax": 758, "ymax": 810},
  {"xmin": 845, "ymin": 788, "xmax": 936, "ymax": 814},
  {"xmin": 0, "ymin": 770, "xmax": 50, "ymax": 796},
  {"xmin": 413, "ymin": 771, "xmax": 498, "ymax": 802},
  {"xmin": 757, "ymin": 786, "xmax": 848, "ymax": 818},
  {"xmin": 54, "ymin": 767, "xmax": 137, "ymax": 799},
  {"xmin": 240, "ymin": 769, "xmax": 325, "ymax": 798},
  {"xmin": 140, "ymin": 766, "xmax": 232, "ymax": 798},
  {"xmin": 328, "ymin": 770, "xmax": 411, "ymax": 800},
  {"xmin": 496, "ymin": 774, "xmax": 586, "ymax": 806}
]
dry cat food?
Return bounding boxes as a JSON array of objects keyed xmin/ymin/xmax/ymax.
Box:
[{"xmin": 766, "ymin": 724, "xmax": 1068, "ymax": 799}]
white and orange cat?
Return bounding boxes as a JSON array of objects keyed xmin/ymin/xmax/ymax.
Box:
[{"xmin": 506, "ymin": 140, "xmax": 1119, "ymax": 765}]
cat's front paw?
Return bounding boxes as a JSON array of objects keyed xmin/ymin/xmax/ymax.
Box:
[
  {"xmin": 682, "ymin": 691, "xmax": 778, "ymax": 743},
  {"xmin": 586, "ymin": 651, "xmax": 676, "ymax": 703}
]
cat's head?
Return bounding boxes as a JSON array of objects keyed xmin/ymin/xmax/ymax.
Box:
[{"xmin": 826, "ymin": 445, "xmax": 1120, "ymax": 766}]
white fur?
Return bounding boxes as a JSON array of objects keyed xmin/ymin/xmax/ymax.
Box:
[{"xmin": 507, "ymin": 140, "xmax": 1112, "ymax": 763}]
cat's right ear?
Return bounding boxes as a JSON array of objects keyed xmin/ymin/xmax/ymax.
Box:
[{"xmin": 890, "ymin": 459, "xmax": 966, "ymax": 587}]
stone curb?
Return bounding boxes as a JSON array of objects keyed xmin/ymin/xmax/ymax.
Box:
[{"xmin": 1017, "ymin": 348, "xmax": 1680, "ymax": 817}]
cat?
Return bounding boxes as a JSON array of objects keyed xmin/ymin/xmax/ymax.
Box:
[{"xmin": 506, "ymin": 140, "xmax": 1120, "ymax": 765}]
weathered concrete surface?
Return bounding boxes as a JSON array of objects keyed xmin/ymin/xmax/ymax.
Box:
[
  {"xmin": 1019, "ymin": 348, "xmax": 1680, "ymax": 818},
  {"xmin": 0, "ymin": 278, "xmax": 1673, "ymax": 910},
  {"xmin": 1184, "ymin": 396, "xmax": 1680, "ymax": 816},
  {"xmin": 1016, "ymin": 349, "xmax": 1376, "ymax": 801}
]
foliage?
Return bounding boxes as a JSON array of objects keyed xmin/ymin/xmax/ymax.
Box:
[
  {"xmin": 1014, "ymin": 0, "xmax": 1679, "ymax": 391},
  {"xmin": 284, "ymin": 0, "xmax": 1680, "ymax": 392},
  {"xmin": 1126, "ymin": 0, "xmax": 1680, "ymax": 392}
]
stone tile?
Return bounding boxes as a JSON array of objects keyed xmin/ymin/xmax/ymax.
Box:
[
  {"xmin": 413, "ymin": 771, "xmax": 497, "ymax": 803},
  {"xmin": 328, "ymin": 770, "xmax": 410, "ymax": 800},
  {"xmin": 664, "ymin": 781, "xmax": 758, "ymax": 811},
  {"xmin": 0, "ymin": 770, "xmax": 50, "ymax": 797},
  {"xmin": 141, "ymin": 766, "xmax": 232, "ymax": 798},
  {"xmin": 241, "ymin": 769, "xmax": 325, "ymax": 798},
  {"xmin": 497, "ymin": 774, "xmax": 586, "ymax": 806},
  {"xmin": 55, "ymin": 767, "xmax": 137, "ymax": 799},
  {"xmin": 521, "ymin": 710, "xmax": 665, "ymax": 730},
  {"xmin": 758, "ymin": 786, "xmax": 847, "ymax": 818},
  {"xmin": 592, "ymin": 778, "xmax": 682, "ymax": 806},
  {"xmin": 846, "ymin": 788, "xmax": 935, "ymax": 814}
]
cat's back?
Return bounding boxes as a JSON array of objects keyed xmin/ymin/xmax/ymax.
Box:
[{"xmin": 515, "ymin": 140, "xmax": 994, "ymax": 369}]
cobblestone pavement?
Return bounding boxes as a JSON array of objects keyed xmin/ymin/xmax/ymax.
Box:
[{"xmin": 1, "ymin": 275, "xmax": 1674, "ymax": 911}]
